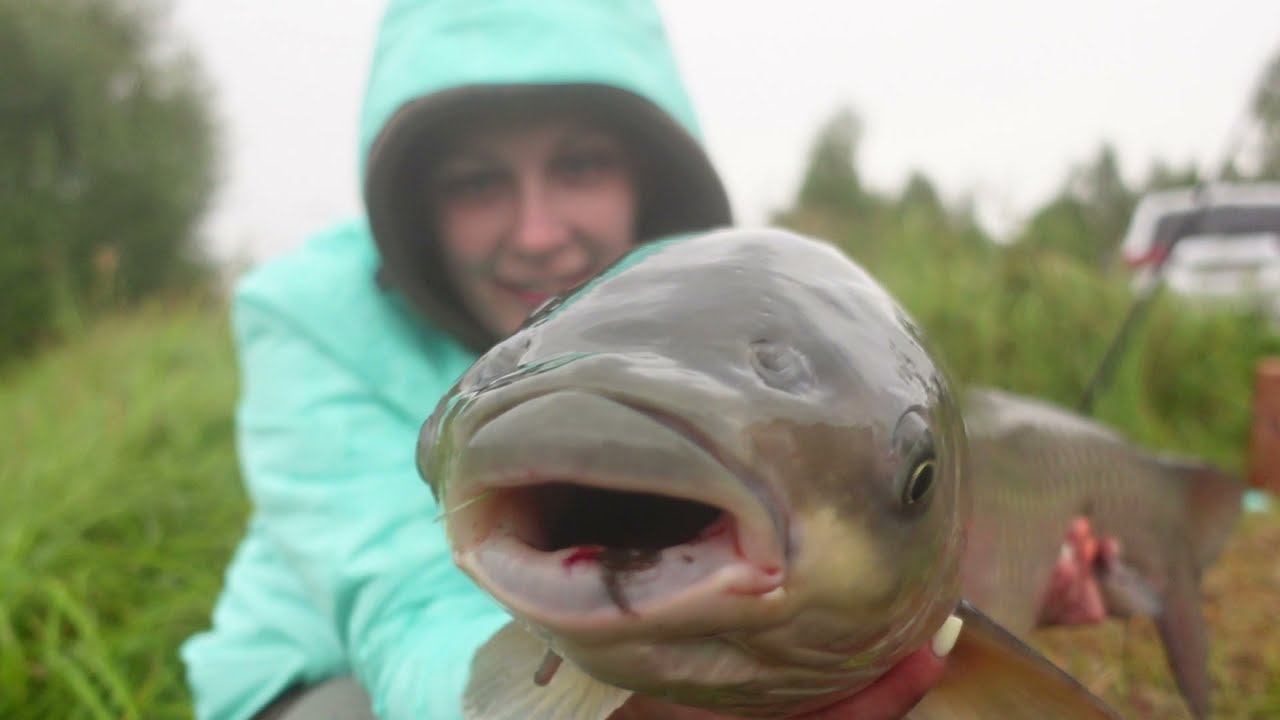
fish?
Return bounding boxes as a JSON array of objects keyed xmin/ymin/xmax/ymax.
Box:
[
  {"xmin": 417, "ymin": 227, "xmax": 1120, "ymax": 719},
  {"xmin": 960, "ymin": 386, "xmax": 1245, "ymax": 719}
]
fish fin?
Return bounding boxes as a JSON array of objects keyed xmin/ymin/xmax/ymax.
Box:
[
  {"xmin": 907, "ymin": 601, "xmax": 1120, "ymax": 720},
  {"xmin": 1098, "ymin": 557, "xmax": 1163, "ymax": 617},
  {"xmin": 463, "ymin": 620, "xmax": 633, "ymax": 720},
  {"xmin": 1154, "ymin": 556, "xmax": 1212, "ymax": 720},
  {"xmin": 1154, "ymin": 456, "xmax": 1244, "ymax": 570}
]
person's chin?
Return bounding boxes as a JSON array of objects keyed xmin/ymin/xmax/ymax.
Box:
[{"xmin": 485, "ymin": 300, "xmax": 537, "ymax": 337}]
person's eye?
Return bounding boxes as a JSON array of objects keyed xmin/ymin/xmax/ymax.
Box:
[
  {"xmin": 437, "ymin": 168, "xmax": 508, "ymax": 204},
  {"xmin": 554, "ymin": 146, "xmax": 622, "ymax": 183}
]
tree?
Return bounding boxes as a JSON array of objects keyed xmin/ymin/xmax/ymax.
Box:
[
  {"xmin": 899, "ymin": 172, "xmax": 944, "ymax": 220},
  {"xmin": 1016, "ymin": 195, "xmax": 1095, "ymax": 265},
  {"xmin": 771, "ymin": 105, "xmax": 889, "ymax": 262},
  {"xmin": 775, "ymin": 106, "xmax": 997, "ymax": 269},
  {"xmin": 0, "ymin": 0, "xmax": 219, "ymax": 363},
  {"xmin": 1017, "ymin": 144, "xmax": 1136, "ymax": 268},
  {"xmin": 1142, "ymin": 159, "xmax": 1201, "ymax": 192},
  {"xmin": 1070, "ymin": 144, "xmax": 1134, "ymax": 248},
  {"xmin": 795, "ymin": 106, "xmax": 867, "ymax": 214},
  {"xmin": 1248, "ymin": 45, "xmax": 1280, "ymax": 181}
]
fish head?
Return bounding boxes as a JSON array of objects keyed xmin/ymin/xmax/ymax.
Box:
[{"xmin": 419, "ymin": 228, "xmax": 969, "ymax": 715}]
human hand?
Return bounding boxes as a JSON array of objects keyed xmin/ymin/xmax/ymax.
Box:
[
  {"xmin": 607, "ymin": 643, "xmax": 948, "ymax": 720},
  {"xmin": 1037, "ymin": 516, "xmax": 1119, "ymax": 627}
]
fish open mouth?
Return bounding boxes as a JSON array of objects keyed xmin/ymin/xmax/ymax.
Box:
[
  {"xmin": 444, "ymin": 391, "xmax": 787, "ymax": 629},
  {"xmin": 502, "ymin": 483, "xmax": 724, "ymax": 554}
]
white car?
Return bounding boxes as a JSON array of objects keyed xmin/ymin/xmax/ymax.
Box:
[{"xmin": 1119, "ymin": 183, "xmax": 1280, "ymax": 318}]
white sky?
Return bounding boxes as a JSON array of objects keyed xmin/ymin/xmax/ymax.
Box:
[{"xmin": 170, "ymin": 1, "xmax": 1280, "ymax": 264}]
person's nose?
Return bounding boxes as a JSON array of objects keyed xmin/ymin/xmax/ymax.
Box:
[{"xmin": 510, "ymin": 176, "xmax": 571, "ymax": 257}]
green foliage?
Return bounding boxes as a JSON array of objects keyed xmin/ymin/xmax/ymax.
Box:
[
  {"xmin": 883, "ymin": 241, "xmax": 1280, "ymax": 472},
  {"xmin": 1142, "ymin": 158, "xmax": 1203, "ymax": 192},
  {"xmin": 775, "ymin": 105, "xmax": 1280, "ymax": 475},
  {"xmin": 1012, "ymin": 196, "xmax": 1094, "ymax": 265},
  {"xmin": 0, "ymin": 0, "xmax": 219, "ymax": 366},
  {"xmin": 792, "ymin": 106, "xmax": 867, "ymax": 215},
  {"xmin": 0, "ymin": 201, "xmax": 57, "ymax": 361},
  {"xmin": 775, "ymin": 111, "xmax": 991, "ymax": 270},
  {"xmin": 0, "ymin": 298, "xmax": 245, "ymax": 719},
  {"xmin": 1250, "ymin": 47, "xmax": 1280, "ymax": 180},
  {"xmin": 1014, "ymin": 144, "xmax": 1137, "ymax": 268}
]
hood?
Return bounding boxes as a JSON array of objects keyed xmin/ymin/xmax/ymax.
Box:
[{"xmin": 359, "ymin": 0, "xmax": 733, "ymax": 353}]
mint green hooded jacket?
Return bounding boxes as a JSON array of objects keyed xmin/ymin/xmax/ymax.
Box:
[{"xmin": 179, "ymin": 2, "xmax": 730, "ymax": 719}]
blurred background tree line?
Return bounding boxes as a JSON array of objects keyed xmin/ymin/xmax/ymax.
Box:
[
  {"xmin": 772, "ymin": 49, "xmax": 1280, "ymax": 470},
  {"xmin": 0, "ymin": 0, "xmax": 218, "ymax": 366}
]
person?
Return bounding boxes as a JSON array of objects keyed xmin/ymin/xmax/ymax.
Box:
[{"xmin": 181, "ymin": 1, "xmax": 1114, "ymax": 718}]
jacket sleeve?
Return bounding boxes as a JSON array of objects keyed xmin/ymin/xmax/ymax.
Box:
[{"xmin": 231, "ymin": 292, "xmax": 511, "ymax": 720}]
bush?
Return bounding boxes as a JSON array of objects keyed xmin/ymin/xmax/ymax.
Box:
[{"xmin": 0, "ymin": 0, "xmax": 219, "ymax": 365}]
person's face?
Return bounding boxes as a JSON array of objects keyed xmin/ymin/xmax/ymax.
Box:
[{"xmin": 430, "ymin": 116, "xmax": 638, "ymax": 338}]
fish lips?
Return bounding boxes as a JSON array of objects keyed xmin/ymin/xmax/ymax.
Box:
[{"xmin": 444, "ymin": 390, "xmax": 790, "ymax": 637}]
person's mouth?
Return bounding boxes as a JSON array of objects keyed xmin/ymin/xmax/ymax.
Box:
[{"xmin": 495, "ymin": 273, "xmax": 594, "ymax": 307}]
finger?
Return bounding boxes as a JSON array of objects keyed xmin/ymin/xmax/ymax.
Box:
[
  {"xmin": 1097, "ymin": 537, "xmax": 1120, "ymax": 566},
  {"xmin": 1070, "ymin": 519, "xmax": 1097, "ymax": 562},
  {"xmin": 791, "ymin": 645, "xmax": 947, "ymax": 720}
]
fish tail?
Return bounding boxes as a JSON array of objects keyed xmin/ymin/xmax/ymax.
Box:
[
  {"xmin": 1148, "ymin": 457, "xmax": 1242, "ymax": 720},
  {"xmin": 1154, "ymin": 554, "xmax": 1211, "ymax": 720}
]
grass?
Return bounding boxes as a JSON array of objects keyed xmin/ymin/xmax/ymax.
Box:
[
  {"xmin": 3, "ymin": 281, "xmax": 1278, "ymax": 718},
  {"xmin": 1, "ymin": 295, "xmax": 246, "ymax": 719}
]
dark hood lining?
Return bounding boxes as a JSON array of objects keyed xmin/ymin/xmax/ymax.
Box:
[{"xmin": 364, "ymin": 84, "xmax": 733, "ymax": 354}]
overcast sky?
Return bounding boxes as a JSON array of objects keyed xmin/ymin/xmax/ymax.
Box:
[{"xmin": 170, "ymin": 1, "xmax": 1280, "ymax": 264}]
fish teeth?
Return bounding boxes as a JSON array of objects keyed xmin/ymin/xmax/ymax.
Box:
[{"xmin": 930, "ymin": 614, "xmax": 963, "ymax": 658}]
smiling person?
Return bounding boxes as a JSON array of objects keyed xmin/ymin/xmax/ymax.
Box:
[
  {"xmin": 180, "ymin": 2, "xmax": 1114, "ymax": 719},
  {"xmin": 425, "ymin": 104, "xmax": 640, "ymax": 338}
]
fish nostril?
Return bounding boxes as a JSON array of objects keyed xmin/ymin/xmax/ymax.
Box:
[
  {"xmin": 467, "ymin": 335, "xmax": 533, "ymax": 391},
  {"xmin": 748, "ymin": 340, "xmax": 812, "ymax": 393}
]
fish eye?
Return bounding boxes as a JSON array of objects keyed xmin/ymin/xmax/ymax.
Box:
[
  {"xmin": 892, "ymin": 409, "xmax": 937, "ymax": 512},
  {"xmin": 902, "ymin": 453, "xmax": 936, "ymax": 506},
  {"xmin": 748, "ymin": 340, "xmax": 812, "ymax": 392}
]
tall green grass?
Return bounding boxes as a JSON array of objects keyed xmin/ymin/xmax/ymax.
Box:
[{"xmin": 1, "ymin": 296, "xmax": 245, "ymax": 719}]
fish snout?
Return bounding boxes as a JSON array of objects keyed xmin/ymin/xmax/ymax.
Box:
[{"xmin": 442, "ymin": 390, "xmax": 790, "ymax": 637}]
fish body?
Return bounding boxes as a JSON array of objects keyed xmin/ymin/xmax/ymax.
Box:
[
  {"xmin": 418, "ymin": 228, "xmax": 1119, "ymax": 719},
  {"xmin": 961, "ymin": 386, "xmax": 1244, "ymax": 719}
]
